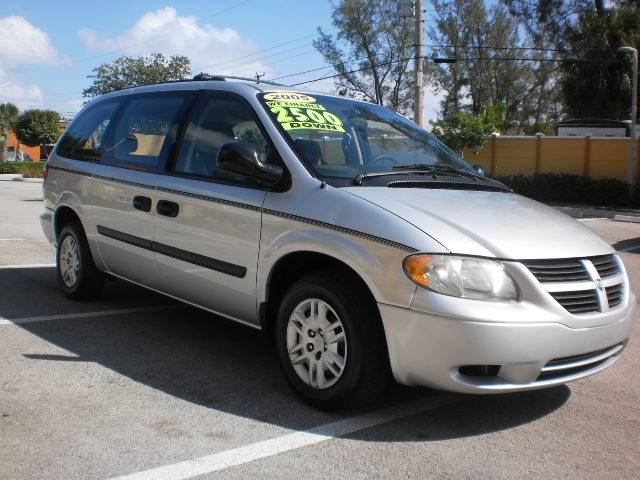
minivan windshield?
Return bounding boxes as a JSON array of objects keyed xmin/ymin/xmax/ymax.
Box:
[{"xmin": 258, "ymin": 91, "xmax": 475, "ymax": 182}]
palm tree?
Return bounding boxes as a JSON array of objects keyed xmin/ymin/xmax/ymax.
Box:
[{"xmin": 0, "ymin": 103, "xmax": 20, "ymax": 162}]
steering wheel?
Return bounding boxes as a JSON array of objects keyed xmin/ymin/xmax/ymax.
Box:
[{"xmin": 368, "ymin": 155, "xmax": 397, "ymax": 170}]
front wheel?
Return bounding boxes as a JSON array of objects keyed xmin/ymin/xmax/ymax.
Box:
[
  {"xmin": 275, "ymin": 272, "xmax": 390, "ymax": 409},
  {"xmin": 56, "ymin": 221, "xmax": 105, "ymax": 300}
]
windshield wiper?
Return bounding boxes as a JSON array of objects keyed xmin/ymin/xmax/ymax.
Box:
[
  {"xmin": 392, "ymin": 164, "xmax": 481, "ymax": 179},
  {"xmin": 353, "ymin": 164, "xmax": 480, "ymax": 185}
]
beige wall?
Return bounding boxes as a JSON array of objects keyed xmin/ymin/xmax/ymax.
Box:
[{"xmin": 462, "ymin": 135, "xmax": 640, "ymax": 182}]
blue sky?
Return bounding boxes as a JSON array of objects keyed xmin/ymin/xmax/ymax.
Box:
[{"xmin": 0, "ymin": 0, "xmax": 440, "ymax": 119}]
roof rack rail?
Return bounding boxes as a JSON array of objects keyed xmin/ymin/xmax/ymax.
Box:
[{"xmin": 191, "ymin": 72, "xmax": 285, "ymax": 86}]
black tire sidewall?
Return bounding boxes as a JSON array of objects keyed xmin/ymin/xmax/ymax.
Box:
[
  {"xmin": 56, "ymin": 221, "xmax": 102, "ymax": 299},
  {"xmin": 275, "ymin": 275, "xmax": 369, "ymax": 407}
]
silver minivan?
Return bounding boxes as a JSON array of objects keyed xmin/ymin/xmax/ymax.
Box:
[{"xmin": 40, "ymin": 75, "xmax": 636, "ymax": 408}]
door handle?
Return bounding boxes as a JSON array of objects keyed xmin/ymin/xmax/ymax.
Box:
[
  {"xmin": 132, "ymin": 195, "xmax": 152, "ymax": 212},
  {"xmin": 156, "ymin": 200, "xmax": 179, "ymax": 217}
]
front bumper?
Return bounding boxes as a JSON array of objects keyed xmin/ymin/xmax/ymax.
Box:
[{"xmin": 379, "ymin": 292, "xmax": 636, "ymax": 393}]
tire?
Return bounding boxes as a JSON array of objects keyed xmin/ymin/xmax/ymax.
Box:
[
  {"xmin": 275, "ymin": 271, "xmax": 391, "ymax": 409},
  {"xmin": 56, "ymin": 220, "xmax": 105, "ymax": 300}
]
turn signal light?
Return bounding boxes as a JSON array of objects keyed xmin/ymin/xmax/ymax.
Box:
[{"xmin": 402, "ymin": 255, "xmax": 432, "ymax": 289}]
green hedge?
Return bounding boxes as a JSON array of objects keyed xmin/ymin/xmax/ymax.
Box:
[
  {"xmin": 496, "ymin": 173, "xmax": 640, "ymax": 208},
  {"xmin": 0, "ymin": 161, "xmax": 45, "ymax": 178}
]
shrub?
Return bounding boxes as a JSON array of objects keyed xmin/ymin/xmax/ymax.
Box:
[
  {"xmin": 0, "ymin": 161, "xmax": 19, "ymax": 174},
  {"xmin": 16, "ymin": 161, "xmax": 45, "ymax": 178},
  {"xmin": 496, "ymin": 173, "xmax": 640, "ymax": 208},
  {"xmin": 0, "ymin": 161, "xmax": 45, "ymax": 177}
]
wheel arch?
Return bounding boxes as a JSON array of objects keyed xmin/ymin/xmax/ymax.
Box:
[
  {"xmin": 259, "ymin": 249, "xmax": 382, "ymax": 340},
  {"xmin": 54, "ymin": 205, "xmax": 84, "ymax": 240}
]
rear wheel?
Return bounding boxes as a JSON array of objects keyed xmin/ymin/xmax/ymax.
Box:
[
  {"xmin": 275, "ymin": 271, "xmax": 390, "ymax": 409},
  {"xmin": 56, "ymin": 221, "xmax": 105, "ymax": 300}
]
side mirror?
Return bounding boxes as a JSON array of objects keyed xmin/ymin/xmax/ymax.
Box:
[
  {"xmin": 120, "ymin": 134, "xmax": 139, "ymax": 155},
  {"xmin": 472, "ymin": 164, "xmax": 487, "ymax": 176},
  {"xmin": 217, "ymin": 141, "xmax": 283, "ymax": 185}
]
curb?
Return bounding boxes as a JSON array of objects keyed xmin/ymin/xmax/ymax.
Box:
[
  {"xmin": 614, "ymin": 215, "xmax": 640, "ymax": 224},
  {"xmin": 552, "ymin": 205, "xmax": 640, "ymax": 219},
  {"xmin": 11, "ymin": 177, "xmax": 43, "ymax": 183},
  {"xmin": 0, "ymin": 174, "xmax": 23, "ymax": 181}
]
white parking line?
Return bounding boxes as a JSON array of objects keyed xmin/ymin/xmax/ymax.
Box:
[
  {"xmin": 0, "ymin": 305, "xmax": 179, "ymax": 326},
  {"xmin": 0, "ymin": 238, "xmax": 25, "ymax": 241},
  {"xmin": 110, "ymin": 395, "xmax": 455, "ymax": 480},
  {"xmin": 0, "ymin": 263, "xmax": 55, "ymax": 269}
]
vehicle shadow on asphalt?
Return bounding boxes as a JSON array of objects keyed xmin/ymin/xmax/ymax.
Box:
[{"xmin": 6, "ymin": 268, "xmax": 570, "ymax": 441}]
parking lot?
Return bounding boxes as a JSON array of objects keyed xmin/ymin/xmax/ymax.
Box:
[{"xmin": 1, "ymin": 180, "xmax": 639, "ymax": 480}]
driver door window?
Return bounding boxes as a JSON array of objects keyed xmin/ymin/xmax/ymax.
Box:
[{"xmin": 173, "ymin": 94, "xmax": 270, "ymax": 187}]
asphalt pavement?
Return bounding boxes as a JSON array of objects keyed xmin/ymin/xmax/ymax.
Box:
[{"xmin": 1, "ymin": 180, "xmax": 639, "ymax": 480}]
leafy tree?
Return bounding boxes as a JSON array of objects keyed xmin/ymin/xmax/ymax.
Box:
[
  {"xmin": 429, "ymin": 0, "xmax": 558, "ymax": 133},
  {"xmin": 481, "ymin": 104, "xmax": 520, "ymax": 135},
  {"xmin": 0, "ymin": 103, "xmax": 19, "ymax": 162},
  {"xmin": 314, "ymin": 0, "xmax": 417, "ymax": 114},
  {"xmin": 504, "ymin": 0, "xmax": 606, "ymax": 45},
  {"xmin": 559, "ymin": 6, "xmax": 640, "ymax": 121},
  {"xmin": 429, "ymin": 111, "xmax": 486, "ymax": 154},
  {"xmin": 15, "ymin": 110, "xmax": 61, "ymax": 148},
  {"xmin": 83, "ymin": 53, "xmax": 191, "ymax": 98}
]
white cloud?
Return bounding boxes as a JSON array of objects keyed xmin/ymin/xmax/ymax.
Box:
[
  {"xmin": 78, "ymin": 7, "xmax": 268, "ymax": 77},
  {"xmin": 0, "ymin": 69, "xmax": 42, "ymax": 108},
  {"xmin": 0, "ymin": 16, "xmax": 66, "ymax": 110}
]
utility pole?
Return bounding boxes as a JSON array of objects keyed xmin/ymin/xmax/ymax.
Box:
[
  {"xmin": 414, "ymin": 0, "xmax": 425, "ymax": 127},
  {"xmin": 618, "ymin": 46, "xmax": 638, "ymax": 186}
]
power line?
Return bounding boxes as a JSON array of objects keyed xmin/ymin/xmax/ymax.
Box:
[
  {"xmin": 287, "ymin": 54, "xmax": 623, "ymax": 87},
  {"xmin": 220, "ymin": 44, "xmax": 315, "ymax": 74},
  {"xmin": 192, "ymin": 34, "xmax": 313, "ymax": 72}
]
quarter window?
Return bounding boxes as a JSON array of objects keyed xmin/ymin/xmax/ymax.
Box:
[
  {"xmin": 173, "ymin": 95, "xmax": 273, "ymax": 186},
  {"xmin": 102, "ymin": 94, "xmax": 189, "ymax": 172},
  {"xmin": 56, "ymin": 100, "xmax": 120, "ymax": 161}
]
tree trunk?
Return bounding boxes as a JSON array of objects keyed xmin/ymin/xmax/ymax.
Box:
[{"xmin": 0, "ymin": 139, "xmax": 7, "ymax": 162}]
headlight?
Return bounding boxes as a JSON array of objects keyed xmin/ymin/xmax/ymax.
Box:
[{"xmin": 403, "ymin": 254, "xmax": 518, "ymax": 301}]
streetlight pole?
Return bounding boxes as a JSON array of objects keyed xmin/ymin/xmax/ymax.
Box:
[
  {"xmin": 414, "ymin": 0, "xmax": 425, "ymax": 127},
  {"xmin": 618, "ymin": 46, "xmax": 638, "ymax": 186}
]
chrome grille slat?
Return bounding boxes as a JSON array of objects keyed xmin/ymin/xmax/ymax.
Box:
[
  {"xmin": 549, "ymin": 289, "xmax": 599, "ymax": 314},
  {"xmin": 606, "ymin": 284, "xmax": 624, "ymax": 308},
  {"xmin": 538, "ymin": 344, "xmax": 624, "ymax": 381}
]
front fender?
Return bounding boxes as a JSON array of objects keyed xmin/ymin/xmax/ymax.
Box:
[{"xmin": 257, "ymin": 226, "xmax": 417, "ymax": 308}]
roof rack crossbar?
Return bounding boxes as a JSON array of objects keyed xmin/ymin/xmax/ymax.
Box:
[{"xmin": 192, "ymin": 72, "xmax": 285, "ymax": 86}]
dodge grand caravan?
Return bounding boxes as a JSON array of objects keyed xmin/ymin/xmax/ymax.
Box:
[{"xmin": 40, "ymin": 75, "xmax": 636, "ymax": 408}]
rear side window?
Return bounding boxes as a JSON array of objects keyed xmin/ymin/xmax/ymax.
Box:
[
  {"xmin": 102, "ymin": 93, "xmax": 189, "ymax": 172},
  {"xmin": 56, "ymin": 100, "xmax": 120, "ymax": 161}
]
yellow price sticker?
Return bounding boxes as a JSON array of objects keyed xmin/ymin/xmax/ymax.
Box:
[
  {"xmin": 269, "ymin": 104, "xmax": 345, "ymax": 132},
  {"xmin": 263, "ymin": 92, "xmax": 316, "ymax": 103}
]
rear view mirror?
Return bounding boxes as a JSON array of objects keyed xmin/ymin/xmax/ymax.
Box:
[{"xmin": 217, "ymin": 141, "xmax": 283, "ymax": 185}]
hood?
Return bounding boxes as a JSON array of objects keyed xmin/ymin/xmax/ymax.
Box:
[{"xmin": 342, "ymin": 187, "xmax": 612, "ymax": 259}]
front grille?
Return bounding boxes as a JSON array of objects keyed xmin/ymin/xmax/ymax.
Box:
[
  {"xmin": 550, "ymin": 289, "xmax": 599, "ymax": 314},
  {"xmin": 522, "ymin": 258, "xmax": 589, "ymax": 282},
  {"xmin": 592, "ymin": 255, "xmax": 619, "ymax": 278},
  {"xmin": 606, "ymin": 283, "xmax": 624, "ymax": 308},
  {"xmin": 522, "ymin": 254, "xmax": 618, "ymax": 283}
]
